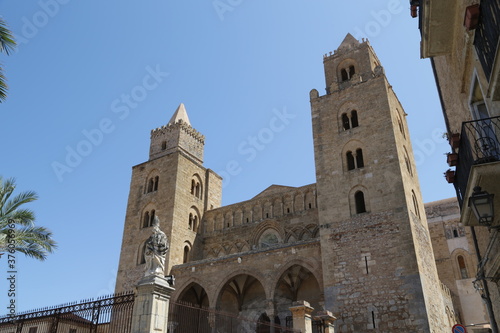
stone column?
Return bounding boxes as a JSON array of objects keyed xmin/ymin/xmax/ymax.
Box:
[
  {"xmin": 266, "ymin": 299, "xmax": 276, "ymax": 333},
  {"xmin": 315, "ymin": 310, "xmax": 337, "ymax": 333},
  {"xmin": 131, "ymin": 275, "xmax": 175, "ymax": 333},
  {"xmin": 289, "ymin": 300, "xmax": 314, "ymax": 333}
]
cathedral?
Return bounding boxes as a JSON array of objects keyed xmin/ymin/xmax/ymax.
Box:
[{"xmin": 114, "ymin": 34, "xmax": 485, "ymax": 332}]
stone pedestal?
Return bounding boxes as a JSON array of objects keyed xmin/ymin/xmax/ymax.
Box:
[
  {"xmin": 131, "ymin": 275, "xmax": 175, "ymax": 333},
  {"xmin": 315, "ymin": 310, "xmax": 337, "ymax": 333},
  {"xmin": 289, "ymin": 301, "xmax": 314, "ymax": 333}
]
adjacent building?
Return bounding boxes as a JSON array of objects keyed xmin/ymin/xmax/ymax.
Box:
[{"xmin": 411, "ymin": 0, "xmax": 500, "ymax": 330}]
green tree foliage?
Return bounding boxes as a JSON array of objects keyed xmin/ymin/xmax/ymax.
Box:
[
  {"xmin": 0, "ymin": 177, "xmax": 57, "ymax": 260},
  {"xmin": 0, "ymin": 17, "xmax": 16, "ymax": 102}
]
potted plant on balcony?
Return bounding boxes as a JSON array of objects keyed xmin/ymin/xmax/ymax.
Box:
[
  {"xmin": 444, "ymin": 169, "xmax": 456, "ymax": 183},
  {"xmin": 449, "ymin": 133, "xmax": 460, "ymax": 149},
  {"xmin": 447, "ymin": 152, "xmax": 459, "ymax": 166}
]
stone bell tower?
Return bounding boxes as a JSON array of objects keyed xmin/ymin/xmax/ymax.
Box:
[
  {"xmin": 311, "ymin": 34, "xmax": 450, "ymax": 332},
  {"xmin": 115, "ymin": 104, "xmax": 222, "ymax": 293}
]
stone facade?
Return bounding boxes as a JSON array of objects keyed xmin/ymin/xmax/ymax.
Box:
[{"xmin": 115, "ymin": 35, "xmax": 462, "ymax": 332}]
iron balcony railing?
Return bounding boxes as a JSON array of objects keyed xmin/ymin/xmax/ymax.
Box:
[
  {"xmin": 474, "ymin": 0, "xmax": 500, "ymax": 81},
  {"xmin": 454, "ymin": 116, "xmax": 500, "ymax": 207}
]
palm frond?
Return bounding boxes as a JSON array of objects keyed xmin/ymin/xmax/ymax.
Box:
[
  {"xmin": 3, "ymin": 190, "xmax": 38, "ymax": 216},
  {"xmin": 0, "ymin": 18, "xmax": 16, "ymax": 56}
]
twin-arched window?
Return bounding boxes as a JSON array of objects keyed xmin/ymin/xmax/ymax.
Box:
[
  {"xmin": 341, "ymin": 65, "xmax": 356, "ymax": 82},
  {"xmin": 142, "ymin": 209, "xmax": 155, "ymax": 228},
  {"xmin": 342, "ymin": 110, "xmax": 359, "ymax": 131},
  {"xmin": 189, "ymin": 213, "xmax": 199, "ymax": 232},
  {"xmin": 347, "ymin": 149, "xmax": 364, "ymax": 170},
  {"xmin": 146, "ymin": 176, "xmax": 159, "ymax": 193},
  {"xmin": 190, "ymin": 175, "xmax": 203, "ymax": 199}
]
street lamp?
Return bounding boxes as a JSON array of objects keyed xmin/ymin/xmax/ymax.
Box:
[{"xmin": 469, "ymin": 186, "xmax": 495, "ymax": 225}]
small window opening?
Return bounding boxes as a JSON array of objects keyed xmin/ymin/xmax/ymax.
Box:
[
  {"xmin": 347, "ymin": 151, "xmax": 355, "ymax": 170},
  {"xmin": 341, "ymin": 68, "xmax": 349, "ymax": 81},
  {"xmin": 342, "ymin": 113, "xmax": 350, "ymax": 130},
  {"xmin": 161, "ymin": 141, "xmax": 167, "ymax": 150},
  {"xmin": 139, "ymin": 243, "xmax": 147, "ymax": 264},
  {"xmin": 351, "ymin": 110, "xmax": 359, "ymax": 128},
  {"xmin": 193, "ymin": 216, "xmax": 198, "ymax": 232},
  {"xmin": 308, "ymin": 203, "xmax": 312, "ymax": 209},
  {"xmin": 458, "ymin": 256, "xmax": 468, "ymax": 279},
  {"xmin": 143, "ymin": 212, "xmax": 150, "ymax": 228},
  {"xmin": 356, "ymin": 149, "xmax": 364, "ymax": 168},
  {"xmin": 189, "ymin": 213, "xmax": 193, "ymax": 230},
  {"xmin": 154, "ymin": 176, "xmax": 159, "ymax": 191},
  {"xmin": 453, "ymin": 229, "xmax": 459, "ymax": 238},
  {"xmin": 195, "ymin": 183, "xmax": 200, "ymax": 198},
  {"xmin": 349, "ymin": 65, "xmax": 355, "ymax": 77},
  {"xmin": 148, "ymin": 179, "xmax": 154, "ymax": 193},
  {"xmin": 191, "ymin": 180, "xmax": 195, "ymax": 194},
  {"xmin": 412, "ymin": 191, "xmax": 420, "ymax": 219},
  {"xmin": 246, "ymin": 217, "xmax": 249, "ymax": 223},
  {"xmin": 150, "ymin": 210, "xmax": 155, "ymax": 225},
  {"xmin": 355, "ymin": 191, "xmax": 366, "ymax": 214},
  {"xmin": 287, "ymin": 208, "xmax": 290, "ymax": 213},
  {"xmin": 183, "ymin": 246, "xmax": 190, "ymax": 264},
  {"xmin": 371, "ymin": 311, "xmax": 376, "ymax": 329},
  {"xmin": 365, "ymin": 256, "xmax": 369, "ymax": 274},
  {"xmin": 266, "ymin": 213, "xmax": 269, "ymax": 218}
]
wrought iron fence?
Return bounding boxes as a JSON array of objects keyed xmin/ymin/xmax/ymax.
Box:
[
  {"xmin": 0, "ymin": 291, "xmax": 135, "ymax": 333},
  {"xmin": 474, "ymin": 0, "xmax": 500, "ymax": 81},
  {"xmin": 168, "ymin": 301, "xmax": 301, "ymax": 333},
  {"xmin": 454, "ymin": 116, "xmax": 500, "ymax": 207},
  {"xmin": 311, "ymin": 320, "xmax": 325, "ymax": 333}
]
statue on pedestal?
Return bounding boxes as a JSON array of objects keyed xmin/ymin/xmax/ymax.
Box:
[{"xmin": 144, "ymin": 216, "xmax": 169, "ymax": 277}]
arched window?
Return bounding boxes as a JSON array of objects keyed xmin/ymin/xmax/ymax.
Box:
[
  {"xmin": 458, "ymin": 256, "xmax": 468, "ymax": 279},
  {"xmin": 191, "ymin": 180, "xmax": 195, "ymax": 194},
  {"xmin": 347, "ymin": 151, "xmax": 355, "ymax": 170},
  {"xmin": 143, "ymin": 212, "xmax": 150, "ymax": 228},
  {"xmin": 183, "ymin": 246, "xmax": 190, "ymax": 264},
  {"xmin": 404, "ymin": 147, "xmax": 413, "ymax": 176},
  {"xmin": 148, "ymin": 179, "xmax": 154, "ymax": 193},
  {"xmin": 346, "ymin": 149, "xmax": 364, "ymax": 170},
  {"xmin": 412, "ymin": 191, "xmax": 420, "ymax": 219},
  {"xmin": 342, "ymin": 113, "xmax": 350, "ymax": 130},
  {"xmin": 351, "ymin": 110, "xmax": 359, "ymax": 128},
  {"xmin": 341, "ymin": 68, "xmax": 349, "ymax": 81},
  {"xmin": 154, "ymin": 176, "xmax": 159, "ymax": 191},
  {"xmin": 355, "ymin": 191, "xmax": 366, "ymax": 214},
  {"xmin": 356, "ymin": 148, "xmax": 364, "ymax": 168},
  {"xmin": 341, "ymin": 110, "xmax": 359, "ymax": 131},
  {"xmin": 189, "ymin": 213, "xmax": 193, "ymax": 230}
]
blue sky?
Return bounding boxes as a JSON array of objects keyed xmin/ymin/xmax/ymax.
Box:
[{"xmin": 0, "ymin": 1, "xmax": 456, "ymax": 313}]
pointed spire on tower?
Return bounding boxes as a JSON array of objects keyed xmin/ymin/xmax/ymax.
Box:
[
  {"xmin": 337, "ymin": 33, "xmax": 361, "ymax": 52},
  {"xmin": 168, "ymin": 103, "xmax": 191, "ymax": 126}
]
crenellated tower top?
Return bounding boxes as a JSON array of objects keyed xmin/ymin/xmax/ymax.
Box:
[
  {"xmin": 322, "ymin": 34, "xmax": 384, "ymax": 95},
  {"xmin": 149, "ymin": 103, "xmax": 205, "ymax": 163}
]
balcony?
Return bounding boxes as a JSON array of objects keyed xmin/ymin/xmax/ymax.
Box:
[{"xmin": 455, "ymin": 116, "xmax": 500, "ymax": 227}]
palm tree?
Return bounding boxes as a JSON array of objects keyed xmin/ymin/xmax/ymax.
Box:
[
  {"xmin": 0, "ymin": 177, "xmax": 56, "ymax": 260},
  {"xmin": 0, "ymin": 17, "xmax": 16, "ymax": 102}
]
